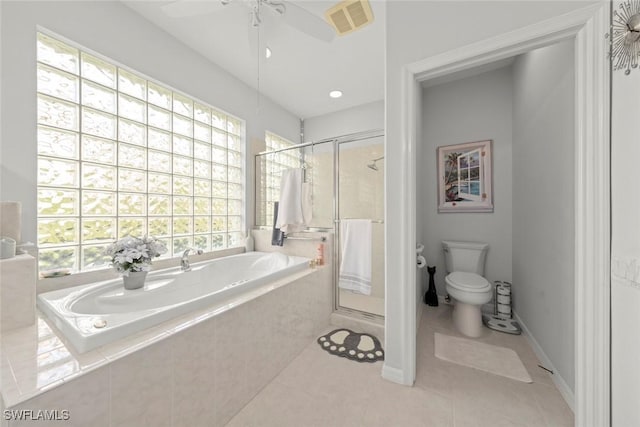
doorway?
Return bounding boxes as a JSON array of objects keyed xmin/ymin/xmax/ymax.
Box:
[{"xmin": 385, "ymin": 5, "xmax": 610, "ymax": 426}]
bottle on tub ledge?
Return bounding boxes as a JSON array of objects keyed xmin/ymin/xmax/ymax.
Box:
[
  {"xmin": 316, "ymin": 243, "xmax": 324, "ymax": 266},
  {"xmin": 245, "ymin": 229, "xmax": 254, "ymax": 252}
]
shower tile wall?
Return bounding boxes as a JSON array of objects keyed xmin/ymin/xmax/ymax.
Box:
[{"xmin": 304, "ymin": 146, "xmax": 333, "ymax": 228}]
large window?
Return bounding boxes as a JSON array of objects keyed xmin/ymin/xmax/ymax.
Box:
[{"xmin": 36, "ymin": 32, "xmax": 245, "ymax": 274}]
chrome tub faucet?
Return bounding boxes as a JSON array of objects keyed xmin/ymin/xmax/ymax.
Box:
[{"xmin": 181, "ymin": 248, "xmax": 203, "ymax": 272}]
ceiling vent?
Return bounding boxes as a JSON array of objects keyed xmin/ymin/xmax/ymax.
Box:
[{"xmin": 325, "ymin": 0, "xmax": 374, "ymax": 36}]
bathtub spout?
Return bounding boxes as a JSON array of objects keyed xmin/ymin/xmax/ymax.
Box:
[{"xmin": 181, "ymin": 248, "xmax": 203, "ymax": 272}]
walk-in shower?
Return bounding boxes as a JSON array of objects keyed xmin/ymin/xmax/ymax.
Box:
[{"xmin": 255, "ymin": 129, "xmax": 384, "ymax": 320}]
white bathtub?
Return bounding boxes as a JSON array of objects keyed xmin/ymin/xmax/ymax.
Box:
[{"xmin": 37, "ymin": 252, "xmax": 310, "ymax": 353}]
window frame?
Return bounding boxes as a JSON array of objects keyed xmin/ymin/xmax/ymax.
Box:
[
  {"xmin": 260, "ymin": 131, "xmax": 299, "ymax": 227},
  {"xmin": 35, "ymin": 28, "xmax": 246, "ymax": 276},
  {"xmin": 456, "ymin": 148, "xmax": 483, "ymax": 202}
]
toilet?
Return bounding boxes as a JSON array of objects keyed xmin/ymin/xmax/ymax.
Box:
[{"xmin": 442, "ymin": 240, "xmax": 492, "ymax": 337}]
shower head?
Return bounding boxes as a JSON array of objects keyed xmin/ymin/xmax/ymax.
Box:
[{"xmin": 367, "ymin": 156, "xmax": 384, "ymax": 171}]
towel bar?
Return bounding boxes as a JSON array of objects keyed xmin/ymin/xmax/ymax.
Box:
[
  {"xmin": 283, "ymin": 235, "xmax": 327, "ymax": 242},
  {"xmin": 334, "ymin": 219, "xmax": 384, "ymax": 224}
]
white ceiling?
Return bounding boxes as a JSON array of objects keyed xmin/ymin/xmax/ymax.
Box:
[{"xmin": 122, "ymin": 0, "xmax": 385, "ymax": 119}]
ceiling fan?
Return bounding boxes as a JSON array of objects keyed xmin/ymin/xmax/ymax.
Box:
[{"xmin": 161, "ymin": 0, "xmax": 336, "ymax": 43}]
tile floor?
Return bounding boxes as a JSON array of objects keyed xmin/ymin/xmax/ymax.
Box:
[
  {"xmin": 339, "ymin": 290, "xmax": 385, "ymax": 317},
  {"xmin": 226, "ymin": 304, "xmax": 573, "ymax": 427}
]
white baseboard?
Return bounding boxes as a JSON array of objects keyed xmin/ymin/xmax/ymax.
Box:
[
  {"xmin": 513, "ymin": 312, "xmax": 574, "ymax": 412},
  {"xmin": 382, "ymin": 363, "xmax": 413, "ymax": 385}
]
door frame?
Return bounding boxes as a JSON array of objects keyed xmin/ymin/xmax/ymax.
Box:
[{"xmin": 384, "ymin": 4, "xmax": 610, "ymax": 426}]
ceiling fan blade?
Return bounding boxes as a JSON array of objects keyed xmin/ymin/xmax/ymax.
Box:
[
  {"xmin": 281, "ymin": 1, "xmax": 335, "ymax": 42},
  {"xmin": 161, "ymin": 0, "xmax": 228, "ymax": 18}
]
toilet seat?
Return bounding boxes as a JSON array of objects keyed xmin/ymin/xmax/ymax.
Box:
[{"xmin": 445, "ymin": 272, "xmax": 491, "ymax": 292}]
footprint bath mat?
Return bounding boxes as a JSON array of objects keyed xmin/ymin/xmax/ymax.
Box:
[{"xmin": 317, "ymin": 328, "xmax": 384, "ymax": 363}]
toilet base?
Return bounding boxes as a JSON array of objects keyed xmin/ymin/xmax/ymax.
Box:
[{"xmin": 452, "ymin": 300, "xmax": 484, "ymax": 337}]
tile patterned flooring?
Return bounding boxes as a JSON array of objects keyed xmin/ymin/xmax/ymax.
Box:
[{"xmin": 227, "ymin": 304, "xmax": 573, "ymax": 427}]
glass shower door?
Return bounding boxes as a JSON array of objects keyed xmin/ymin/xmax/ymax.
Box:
[{"xmin": 336, "ymin": 136, "xmax": 385, "ymax": 317}]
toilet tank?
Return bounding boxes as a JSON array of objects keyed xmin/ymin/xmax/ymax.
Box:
[{"xmin": 442, "ymin": 241, "xmax": 489, "ymax": 275}]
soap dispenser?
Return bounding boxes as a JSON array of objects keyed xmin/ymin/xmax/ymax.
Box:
[{"xmin": 316, "ymin": 243, "xmax": 324, "ymax": 266}]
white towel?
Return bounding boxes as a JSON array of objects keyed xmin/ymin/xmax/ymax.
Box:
[
  {"xmin": 276, "ymin": 169, "xmax": 308, "ymax": 233},
  {"xmin": 301, "ymin": 182, "xmax": 312, "ymax": 225},
  {"xmin": 339, "ymin": 219, "xmax": 372, "ymax": 295}
]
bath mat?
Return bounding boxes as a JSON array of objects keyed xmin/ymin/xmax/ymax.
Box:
[
  {"xmin": 434, "ymin": 332, "xmax": 532, "ymax": 383},
  {"xmin": 317, "ymin": 329, "xmax": 384, "ymax": 363}
]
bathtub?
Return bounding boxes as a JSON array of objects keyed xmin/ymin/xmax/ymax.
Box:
[{"xmin": 37, "ymin": 251, "xmax": 310, "ymax": 353}]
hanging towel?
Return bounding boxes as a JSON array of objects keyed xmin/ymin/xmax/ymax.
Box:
[
  {"xmin": 276, "ymin": 169, "xmax": 307, "ymax": 233},
  {"xmin": 339, "ymin": 219, "xmax": 372, "ymax": 295},
  {"xmin": 271, "ymin": 202, "xmax": 284, "ymax": 246},
  {"xmin": 301, "ymin": 182, "xmax": 313, "ymax": 225}
]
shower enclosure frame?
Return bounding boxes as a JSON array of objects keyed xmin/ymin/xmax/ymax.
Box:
[{"xmin": 254, "ymin": 129, "xmax": 385, "ymax": 321}]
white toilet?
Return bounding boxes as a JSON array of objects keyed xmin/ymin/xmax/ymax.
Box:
[{"xmin": 442, "ymin": 240, "xmax": 492, "ymax": 338}]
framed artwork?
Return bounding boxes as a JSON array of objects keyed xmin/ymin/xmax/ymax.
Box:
[{"xmin": 437, "ymin": 140, "xmax": 493, "ymax": 213}]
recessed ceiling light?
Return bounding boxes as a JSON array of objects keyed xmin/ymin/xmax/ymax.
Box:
[
  {"xmin": 265, "ymin": 47, "xmax": 272, "ymax": 59},
  {"xmin": 329, "ymin": 90, "xmax": 343, "ymax": 98}
]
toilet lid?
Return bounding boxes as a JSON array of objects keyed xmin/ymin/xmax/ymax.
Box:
[{"xmin": 445, "ymin": 272, "xmax": 491, "ymax": 292}]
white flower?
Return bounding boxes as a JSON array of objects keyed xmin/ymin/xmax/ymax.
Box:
[{"xmin": 105, "ymin": 235, "xmax": 168, "ymax": 273}]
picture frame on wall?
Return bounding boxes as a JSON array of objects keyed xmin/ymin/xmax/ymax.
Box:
[{"xmin": 437, "ymin": 139, "xmax": 493, "ymax": 213}]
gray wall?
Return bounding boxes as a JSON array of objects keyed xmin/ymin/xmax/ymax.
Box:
[
  {"xmin": 611, "ymin": 28, "xmax": 640, "ymax": 423},
  {"xmin": 303, "ymin": 100, "xmax": 384, "ymax": 143},
  {"xmin": 512, "ymin": 40, "xmax": 575, "ymax": 391},
  {"xmin": 0, "ymin": 1, "xmax": 300, "ymax": 241},
  {"xmin": 419, "ymin": 66, "xmax": 514, "ymax": 296},
  {"xmin": 610, "ymin": 0, "xmax": 640, "ymax": 417}
]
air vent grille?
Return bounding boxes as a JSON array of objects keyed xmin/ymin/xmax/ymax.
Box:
[
  {"xmin": 346, "ymin": 2, "xmax": 367, "ymax": 27},
  {"xmin": 325, "ymin": 0, "xmax": 374, "ymax": 36},
  {"xmin": 329, "ymin": 9, "xmax": 352, "ymax": 34}
]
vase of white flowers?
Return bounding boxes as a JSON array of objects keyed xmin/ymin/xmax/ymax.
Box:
[
  {"xmin": 105, "ymin": 236, "xmax": 167, "ymax": 290},
  {"xmin": 122, "ymin": 271, "xmax": 147, "ymax": 290}
]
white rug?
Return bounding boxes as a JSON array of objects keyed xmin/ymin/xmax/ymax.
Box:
[{"xmin": 434, "ymin": 332, "xmax": 533, "ymax": 383}]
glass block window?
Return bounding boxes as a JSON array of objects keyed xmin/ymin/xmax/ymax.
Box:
[
  {"xmin": 262, "ymin": 132, "xmax": 300, "ymax": 227},
  {"xmin": 36, "ymin": 32, "xmax": 245, "ymax": 274}
]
